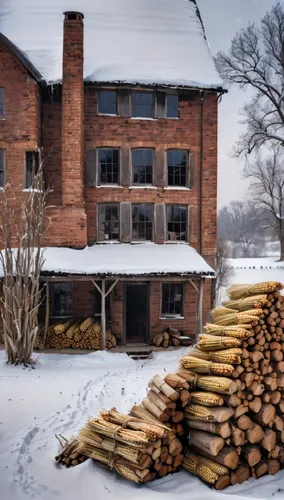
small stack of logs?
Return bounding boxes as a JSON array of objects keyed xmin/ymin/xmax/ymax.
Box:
[
  {"xmin": 179, "ymin": 281, "xmax": 284, "ymax": 488},
  {"xmin": 36, "ymin": 318, "xmax": 117, "ymax": 350},
  {"xmin": 152, "ymin": 327, "xmax": 181, "ymax": 348}
]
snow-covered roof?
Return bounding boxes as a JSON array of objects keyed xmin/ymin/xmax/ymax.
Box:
[
  {"xmin": 0, "ymin": 0, "xmax": 223, "ymax": 89},
  {"xmin": 35, "ymin": 243, "xmax": 214, "ymax": 277}
]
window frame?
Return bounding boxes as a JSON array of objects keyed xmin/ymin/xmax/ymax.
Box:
[
  {"xmin": 132, "ymin": 203, "xmax": 154, "ymax": 242},
  {"xmin": 0, "ymin": 149, "xmax": 6, "ymax": 189},
  {"xmin": 0, "ymin": 88, "xmax": 5, "ymax": 118},
  {"xmin": 167, "ymin": 149, "xmax": 189, "ymax": 188},
  {"xmin": 97, "ymin": 147, "xmax": 120, "ymax": 186},
  {"xmin": 97, "ymin": 203, "xmax": 120, "ymax": 242},
  {"xmin": 166, "ymin": 93, "xmax": 179, "ymax": 119},
  {"xmin": 50, "ymin": 282, "xmax": 73, "ymax": 319},
  {"xmin": 161, "ymin": 283, "xmax": 184, "ymax": 319},
  {"xmin": 131, "ymin": 91, "xmax": 155, "ymax": 119},
  {"xmin": 166, "ymin": 204, "xmax": 187, "ymax": 242},
  {"xmin": 97, "ymin": 90, "xmax": 117, "ymax": 116},
  {"xmin": 131, "ymin": 148, "xmax": 154, "ymax": 186},
  {"xmin": 25, "ymin": 151, "xmax": 39, "ymax": 189}
]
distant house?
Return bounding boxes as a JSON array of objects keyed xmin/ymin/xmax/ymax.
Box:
[{"xmin": 0, "ymin": 0, "xmax": 223, "ymax": 346}]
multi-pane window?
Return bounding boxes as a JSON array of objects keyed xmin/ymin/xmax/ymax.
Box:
[
  {"xmin": 132, "ymin": 149, "xmax": 153, "ymax": 185},
  {"xmin": 167, "ymin": 94, "xmax": 179, "ymax": 118},
  {"xmin": 51, "ymin": 283, "xmax": 73, "ymax": 318},
  {"xmin": 167, "ymin": 205, "xmax": 187, "ymax": 241},
  {"xmin": 0, "ymin": 88, "xmax": 4, "ymax": 117},
  {"xmin": 98, "ymin": 148, "xmax": 119, "ymax": 185},
  {"xmin": 0, "ymin": 149, "xmax": 5, "ymax": 188},
  {"xmin": 132, "ymin": 204, "xmax": 153, "ymax": 241},
  {"xmin": 167, "ymin": 150, "xmax": 187, "ymax": 187},
  {"xmin": 25, "ymin": 151, "xmax": 39, "ymax": 188},
  {"xmin": 162, "ymin": 283, "xmax": 183, "ymax": 317},
  {"xmin": 132, "ymin": 92, "xmax": 153, "ymax": 118},
  {"xmin": 98, "ymin": 204, "xmax": 120, "ymax": 241},
  {"xmin": 98, "ymin": 91, "xmax": 117, "ymax": 115}
]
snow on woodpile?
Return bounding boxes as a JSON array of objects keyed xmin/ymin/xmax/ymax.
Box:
[{"xmin": 0, "ymin": 0, "xmax": 223, "ymax": 89}]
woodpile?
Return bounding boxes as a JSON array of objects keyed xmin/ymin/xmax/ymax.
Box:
[
  {"xmin": 152, "ymin": 327, "xmax": 181, "ymax": 348},
  {"xmin": 180, "ymin": 281, "xmax": 284, "ymax": 488},
  {"xmin": 35, "ymin": 318, "xmax": 116, "ymax": 350}
]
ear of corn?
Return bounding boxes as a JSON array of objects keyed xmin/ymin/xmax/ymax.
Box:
[
  {"xmin": 227, "ymin": 281, "xmax": 283, "ymax": 300},
  {"xmin": 189, "ymin": 348, "xmax": 242, "ymax": 364},
  {"xmin": 190, "ymin": 392, "xmax": 224, "ymax": 407},
  {"xmin": 197, "ymin": 334, "xmax": 242, "ymax": 351},
  {"xmin": 222, "ymin": 295, "xmax": 268, "ymax": 311},
  {"xmin": 213, "ymin": 311, "xmax": 261, "ymax": 326},
  {"xmin": 197, "ymin": 376, "xmax": 238, "ymax": 395},
  {"xmin": 180, "ymin": 356, "xmax": 234, "ymax": 376},
  {"xmin": 182, "ymin": 451, "xmax": 219, "ymax": 484},
  {"xmin": 198, "ymin": 456, "xmax": 228, "ymax": 475},
  {"xmin": 204, "ymin": 324, "xmax": 251, "ymax": 338}
]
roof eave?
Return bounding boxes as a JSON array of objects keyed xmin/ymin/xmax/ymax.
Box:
[{"xmin": 0, "ymin": 33, "xmax": 44, "ymax": 84}]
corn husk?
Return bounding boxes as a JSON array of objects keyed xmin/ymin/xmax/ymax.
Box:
[
  {"xmin": 100, "ymin": 409, "xmax": 168, "ymax": 438},
  {"xmin": 222, "ymin": 295, "xmax": 268, "ymax": 311},
  {"xmin": 175, "ymin": 369, "xmax": 238, "ymax": 395},
  {"xmin": 197, "ymin": 334, "xmax": 242, "ymax": 351},
  {"xmin": 186, "ymin": 348, "xmax": 242, "ymax": 365},
  {"xmin": 180, "ymin": 356, "xmax": 234, "ymax": 376},
  {"xmin": 190, "ymin": 391, "xmax": 224, "ymax": 407},
  {"xmin": 213, "ymin": 310, "xmax": 261, "ymax": 326},
  {"xmin": 182, "ymin": 451, "xmax": 218, "ymax": 484},
  {"xmin": 203, "ymin": 324, "xmax": 251, "ymax": 338},
  {"xmin": 227, "ymin": 282, "xmax": 283, "ymax": 300}
]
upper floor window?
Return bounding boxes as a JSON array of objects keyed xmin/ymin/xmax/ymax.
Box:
[
  {"xmin": 98, "ymin": 148, "xmax": 119, "ymax": 185},
  {"xmin": 167, "ymin": 205, "xmax": 187, "ymax": 241},
  {"xmin": 132, "ymin": 204, "xmax": 153, "ymax": 241},
  {"xmin": 0, "ymin": 149, "xmax": 5, "ymax": 188},
  {"xmin": 51, "ymin": 283, "xmax": 73, "ymax": 318},
  {"xmin": 132, "ymin": 92, "xmax": 153, "ymax": 118},
  {"xmin": 166, "ymin": 94, "xmax": 178, "ymax": 118},
  {"xmin": 0, "ymin": 88, "xmax": 4, "ymax": 117},
  {"xmin": 162, "ymin": 283, "xmax": 183, "ymax": 318},
  {"xmin": 25, "ymin": 151, "xmax": 39, "ymax": 189},
  {"xmin": 132, "ymin": 149, "xmax": 153, "ymax": 185},
  {"xmin": 98, "ymin": 204, "xmax": 120, "ymax": 241},
  {"xmin": 98, "ymin": 90, "xmax": 117, "ymax": 115},
  {"xmin": 167, "ymin": 150, "xmax": 188, "ymax": 187}
]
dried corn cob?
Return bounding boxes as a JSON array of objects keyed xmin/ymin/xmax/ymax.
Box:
[
  {"xmin": 222, "ymin": 294, "xmax": 268, "ymax": 311},
  {"xmin": 188, "ymin": 348, "xmax": 242, "ymax": 364},
  {"xmin": 182, "ymin": 451, "xmax": 218, "ymax": 484},
  {"xmin": 180, "ymin": 356, "xmax": 234, "ymax": 376},
  {"xmin": 190, "ymin": 392, "xmax": 224, "ymax": 407},
  {"xmin": 100, "ymin": 409, "xmax": 168, "ymax": 438},
  {"xmin": 196, "ymin": 376, "xmax": 238, "ymax": 395},
  {"xmin": 227, "ymin": 281, "xmax": 282, "ymax": 300},
  {"xmin": 204, "ymin": 324, "xmax": 251, "ymax": 338},
  {"xmin": 185, "ymin": 404, "xmax": 233, "ymax": 422},
  {"xmin": 197, "ymin": 334, "xmax": 242, "ymax": 351},
  {"xmin": 198, "ymin": 456, "xmax": 228, "ymax": 475},
  {"xmin": 86, "ymin": 418, "xmax": 153, "ymax": 447},
  {"xmin": 82, "ymin": 445, "xmax": 142, "ymax": 483},
  {"xmin": 214, "ymin": 311, "xmax": 261, "ymax": 326}
]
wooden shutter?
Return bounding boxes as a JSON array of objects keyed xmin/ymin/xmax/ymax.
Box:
[
  {"xmin": 118, "ymin": 89, "xmax": 131, "ymax": 117},
  {"xmin": 188, "ymin": 206, "xmax": 193, "ymax": 243},
  {"xmin": 97, "ymin": 204, "xmax": 105, "ymax": 241},
  {"xmin": 85, "ymin": 149, "xmax": 97, "ymax": 186},
  {"xmin": 188, "ymin": 152, "xmax": 195, "ymax": 189},
  {"xmin": 154, "ymin": 149, "xmax": 166, "ymax": 187},
  {"xmin": 156, "ymin": 91, "xmax": 166, "ymax": 119},
  {"xmin": 154, "ymin": 203, "xmax": 166, "ymax": 243},
  {"xmin": 121, "ymin": 146, "xmax": 130, "ymax": 186},
  {"xmin": 120, "ymin": 202, "xmax": 131, "ymax": 242},
  {"xmin": 0, "ymin": 149, "xmax": 5, "ymax": 187}
]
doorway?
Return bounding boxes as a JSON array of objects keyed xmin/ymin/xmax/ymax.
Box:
[{"xmin": 125, "ymin": 284, "xmax": 149, "ymax": 343}]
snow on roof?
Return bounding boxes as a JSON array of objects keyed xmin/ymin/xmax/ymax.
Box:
[
  {"xmin": 0, "ymin": 0, "xmax": 223, "ymax": 89},
  {"xmin": 32, "ymin": 243, "xmax": 215, "ymax": 277}
]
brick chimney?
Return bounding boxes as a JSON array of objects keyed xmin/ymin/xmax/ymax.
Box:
[{"xmin": 62, "ymin": 11, "xmax": 84, "ymax": 207}]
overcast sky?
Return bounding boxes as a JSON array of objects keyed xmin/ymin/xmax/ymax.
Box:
[{"xmin": 197, "ymin": 0, "xmax": 278, "ymax": 210}]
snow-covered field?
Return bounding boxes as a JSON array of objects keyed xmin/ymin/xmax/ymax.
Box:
[{"xmin": 1, "ymin": 258, "xmax": 284, "ymax": 500}]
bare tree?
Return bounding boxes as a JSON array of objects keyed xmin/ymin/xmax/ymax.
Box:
[
  {"xmin": 214, "ymin": 244, "xmax": 235, "ymax": 306},
  {"xmin": 0, "ymin": 163, "xmax": 48, "ymax": 364},
  {"xmin": 218, "ymin": 201, "xmax": 260, "ymax": 257},
  {"xmin": 216, "ymin": 3, "xmax": 284, "ymax": 156},
  {"xmin": 244, "ymin": 148, "xmax": 284, "ymax": 260}
]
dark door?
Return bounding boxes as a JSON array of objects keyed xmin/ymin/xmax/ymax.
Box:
[{"xmin": 125, "ymin": 284, "xmax": 148, "ymax": 343}]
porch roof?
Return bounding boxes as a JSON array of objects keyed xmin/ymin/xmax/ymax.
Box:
[{"xmin": 39, "ymin": 243, "xmax": 215, "ymax": 278}]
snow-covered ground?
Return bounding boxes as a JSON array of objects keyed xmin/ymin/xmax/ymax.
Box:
[{"xmin": 1, "ymin": 258, "xmax": 284, "ymax": 500}]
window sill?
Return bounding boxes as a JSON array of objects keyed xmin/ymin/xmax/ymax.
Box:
[
  {"xmin": 97, "ymin": 240, "xmax": 121, "ymax": 244},
  {"xmin": 129, "ymin": 186, "xmax": 157, "ymax": 190},
  {"xmin": 166, "ymin": 117, "xmax": 179, "ymax": 120},
  {"xmin": 50, "ymin": 316, "xmax": 73, "ymax": 320},
  {"xmin": 164, "ymin": 186, "xmax": 190, "ymax": 191},
  {"xmin": 0, "ymin": 116, "xmax": 6, "ymax": 121},
  {"xmin": 164, "ymin": 241, "xmax": 188, "ymax": 245},
  {"xmin": 131, "ymin": 117, "xmax": 157, "ymax": 121},
  {"xmin": 160, "ymin": 316, "xmax": 185, "ymax": 320},
  {"xmin": 96, "ymin": 185, "xmax": 123, "ymax": 189},
  {"xmin": 23, "ymin": 188, "xmax": 42, "ymax": 193},
  {"xmin": 97, "ymin": 113, "xmax": 118, "ymax": 117}
]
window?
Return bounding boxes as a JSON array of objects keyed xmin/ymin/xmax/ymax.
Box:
[
  {"xmin": 51, "ymin": 283, "xmax": 73, "ymax": 318},
  {"xmin": 132, "ymin": 204, "xmax": 153, "ymax": 241},
  {"xmin": 132, "ymin": 149, "xmax": 153, "ymax": 185},
  {"xmin": 25, "ymin": 151, "xmax": 39, "ymax": 188},
  {"xmin": 0, "ymin": 149, "xmax": 5, "ymax": 188},
  {"xmin": 132, "ymin": 92, "xmax": 153, "ymax": 118},
  {"xmin": 162, "ymin": 283, "xmax": 183, "ymax": 317},
  {"xmin": 98, "ymin": 91, "xmax": 117, "ymax": 115},
  {"xmin": 167, "ymin": 94, "xmax": 178, "ymax": 118},
  {"xmin": 167, "ymin": 205, "xmax": 187, "ymax": 241},
  {"xmin": 98, "ymin": 204, "xmax": 120, "ymax": 241},
  {"xmin": 98, "ymin": 148, "xmax": 119, "ymax": 185},
  {"xmin": 167, "ymin": 150, "xmax": 188, "ymax": 187},
  {"xmin": 0, "ymin": 88, "xmax": 4, "ymax": 117}
]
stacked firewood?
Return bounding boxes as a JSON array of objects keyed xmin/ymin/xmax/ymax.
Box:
[
  {"xmin": 179, "ymin": 281, "xmax": 284, "ymax": 488},
  {"xmin": 152, "ymin": 327, "xmax": 181, "ymax": 348}
]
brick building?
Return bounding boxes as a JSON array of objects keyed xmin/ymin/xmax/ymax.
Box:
[{"xmin": 0, "ymin": 1, "xmax": 224, "ymax": 346}]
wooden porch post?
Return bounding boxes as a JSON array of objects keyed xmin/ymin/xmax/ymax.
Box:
[
  {"xmin": 101, "ymin": 279, "xmax": 106, "ymax": 350},
  {"xmin": 43, "ymin": 282, "xmax": 50, "ymax": 348},
  {"xmin": 196, "ymin": 278, "xmax": 204, "ymax": 343}
]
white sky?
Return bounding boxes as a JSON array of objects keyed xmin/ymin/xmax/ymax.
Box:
[{"xmin": 198, "ymin": 0, "xmax": 278, "ymax": 209}]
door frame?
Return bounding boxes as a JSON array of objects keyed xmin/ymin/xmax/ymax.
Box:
[{"xmin": 123, "ymin": 282, "xmax": 149, "ymax": 345}]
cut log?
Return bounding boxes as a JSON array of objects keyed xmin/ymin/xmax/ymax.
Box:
[
  {"xmin": 246, "ymin": 424, "xmax": 264, "ymax": 445},
  {"xmin": 267, "ymin": 458, "xmax": 280, "ymax": 475},
  {"xmin": 214, "ymin": 475, "xmax": 231, "ymax": 490},
  {"xmin": 230, "ymin": 464, "xmax": 250, "ymax": 485},
  {"xmin": 253, "ymin": 403, "xmax": 276, "ymax": 426},
  {"xmin": 151, "ymin": 375, "xmax": 179, "ymax": 401},
  {"xmin": 234, "ymin": 405, "xmax": 248, "ymax": 419},
  {"xmin": 255, "ymin": 460, "xmax": 268, "ymax": 478},
  {"xmin": 243, "ymin": 445, "xmax": 261, "ymax": 467},
  {"xmin": 142, "ymin": 397, "xmax": 170, "ymax": 422},
  {"xmin": 187, "ymin": 419, "xmax": 231, "ymax": 439},
  {"xmin": 189, "ymin": 430, "xmax": 225, "ymax": 457},
  {"xmin": 237, "ymin": 415, "xmax": 253, "ymax": 431},
  {"xmin": 164, "ymin": 373, "xmax": 189, "ymax": 390},
  {"xmin": 169, "ymin": 437, "xmax": 183, "ymax": 457},
  {"xmin": 248, "ymin": 397, "xmax": 262, "ymax": 414},
  {"xmin": 261, "ymin": 429, "xmax": 276, "ymax": 452},
  {"xmin": 193, "ymin": 446, "xmax": 239, "ymax": 470},
  {"xmin": 231, "ymin": 426, "xmax": 245, "ymax": 447}
]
